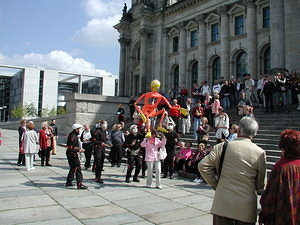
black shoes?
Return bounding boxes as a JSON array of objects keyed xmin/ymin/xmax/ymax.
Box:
[
  {"xmin": 133, "ymin": 177, "xmax": 140, "ymax": 182},
  {"xmin": 77, "ymin": 183, "xmax": 88, "ymax": 189},
  {"xmin": 46, "ymin": 163, "xmax": 52, "ymax": 166},
  {"xmin": 66, "ymin": 182, "xmax": 73, "ymax": 187},
  {"xmin": 95, "ymin": 178, "xmax": 104, "ymax": 184},
  {"xmin": 125, "ymin": 178, "xmax": 131, "ymax": 183}
]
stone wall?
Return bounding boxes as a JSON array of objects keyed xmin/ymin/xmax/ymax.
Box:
[{"xmin": 0, "ymin": 93, "xmax": 130, "ymax": 139}]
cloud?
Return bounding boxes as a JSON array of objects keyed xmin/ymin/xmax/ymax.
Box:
[
  {"xmin": 0, "ymin": 51, "xmax": 115, "ymax": 76},
  {"xmin": 75, "ymin": 0, "xmax": 128, "ymax": 47}
]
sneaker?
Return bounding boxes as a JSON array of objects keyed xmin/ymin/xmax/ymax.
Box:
[
  {"xmin": 156, "ymin": 185, "xmax": 163, "ymax": 189},
  {"xmin": 196, "ymin": 179, "xmax": 204, "ymax": 183},
  {"xmin": 193, "ymin": 178, "xmax": 198, "ymax": 183},
  {"xmin": 170, "ymin": 176, "xmax": 174, "ymax": 180}
]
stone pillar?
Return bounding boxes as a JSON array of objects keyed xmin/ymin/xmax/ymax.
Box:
[
  {"xmin": 178, "ymin": 22, "xmax": 186, "ymax": 87},
  {"xmin": 78, "ymin": 75, "xmax": 82, "ymax": 94},
  {"xmin": 197, "ymin": 14, "xmax": 207, "ymax": 82},
  {"xmin": 139, "ymin": 28, "xmax": 150, "ymax": 93},
  {"xmin": 118, "ymin": 38, "xmax": 127, "ymax": 96},
  {"xmin": 218, "ymin": 6, "xmax": 230, "ymax": 79},
  {"xmin": 270, "ymin": 0, "xmax": 285, "ymax": 68},
  {"xmin": 247, "ymin": 0, "xmax": 257, "ymax": 78}
]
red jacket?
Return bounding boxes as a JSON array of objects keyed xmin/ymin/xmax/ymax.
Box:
[
  {"xmin": 192, "ymin": 106, "xmax": 204, "ymax": 119},
  {"xmin": 39, "ymin": 129, "xmax": 48, "ymax": 149},
  {"xmin": 169, "ymin": 104, "xmax": 181, "ymax": 117}
]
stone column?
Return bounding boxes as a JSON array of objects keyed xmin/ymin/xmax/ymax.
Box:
[
  {"xmin": 139, "ymin": 28, "xmax": 150, "ymax": 93},
  {"xmin": 118, "ymin": 38, "xmax": 127, "ymax": 96},
  {"xmin": 218, "ymin": 6, "xmax": 230, "ymax": 79},
  {"xmin": 270, "ymin": 0, "xmax": 285, "ymax": 68},
  {"xmin": 78, "ymin": 75, "xmax": 82, "ymax": 94},
  {"xmin": 197, "ymin": 14, "xmax": 207, "ymax": 82},
  {"xmin": 178, "ymin": 22, "xmax": 186, "ymax": 87},
  {"xmin": 247, "ymin": 0, "xmax": 257, "ymax": 77}
]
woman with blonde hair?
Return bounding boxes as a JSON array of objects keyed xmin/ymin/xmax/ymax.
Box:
[
  {"xmin": 39, "ymin": 121, "xmax": 53, "ymax": 166},
  {"xmin": 24, "ymin": 122, "xmax": 38, "ymax": 171}
]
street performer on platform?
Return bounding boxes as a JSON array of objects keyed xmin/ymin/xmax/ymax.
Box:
[{"xmin": 134, "ymin": 80, "xmax": 188, "ymax": 137}]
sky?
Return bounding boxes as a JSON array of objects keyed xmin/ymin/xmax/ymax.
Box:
[{"xmin": 0, "ymin": 0, "xmax": 130, "ymax": 77}]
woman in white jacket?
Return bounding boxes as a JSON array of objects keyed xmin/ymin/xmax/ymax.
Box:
[{"xmin": 24, "ymin": 122, "xmax": 38, "ymax": 171}]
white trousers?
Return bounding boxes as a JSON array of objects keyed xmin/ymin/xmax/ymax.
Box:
[
  {"xmin": 25, "ymin": 153, "xmax": 35, "ymax": 171},
  {"xmin": 146, "ymin": 161, "xmax": 161, "ymax": 187},
  {"xmin": 181, "ymin": 117, "xmax": 191, "ymax": 135}
]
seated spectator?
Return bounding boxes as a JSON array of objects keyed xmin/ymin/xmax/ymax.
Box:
[
  {"xmin": 226, "ymin": 124, "xmax": 238, "ymax": 142},
  {"xmin": 237, "ymin": 92, "xmax": 253, "ymax": 117},
  {"xmin": 186, "ymin": 143, "xmax": 208, "ymax": 183},
  {"xmin": 174, "ymin": 142, "xmax": 192, "ymax": 172},
  {"xmin": 196, "ymin": 117, "xmax": 210, "ymax": 145}
]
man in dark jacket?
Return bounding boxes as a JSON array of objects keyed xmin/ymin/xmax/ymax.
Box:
[
  {"xmin": 92, "ymin": 120, "xmax": 110, "ymax": 184},
  {"xmin": 123, "ymin": 125, "xmax": 144, "ymax": 183},
  {"xmin": 163, "ymin": 124, "xmax": 179, "ymax": 179},
  {"xmin": 263, "ymin": 76, "xmax": 276, "ymax": 113},
  {"xmin": 66, "ymin": 124, "xmax": 87, "ymax": 189}
]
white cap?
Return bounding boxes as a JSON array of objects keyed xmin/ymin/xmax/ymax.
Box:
[
  {"xmin": 130, "ymin": 124, "xmax": 137, "ymax": 130},
  {"xmin": 72, "ymin": 123, "xmax": 82, "ymax": 130}
]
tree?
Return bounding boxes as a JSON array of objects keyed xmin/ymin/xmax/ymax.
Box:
[{"xmin": 11, "ymin": 105, "xmax": 26, "ymax": 118}]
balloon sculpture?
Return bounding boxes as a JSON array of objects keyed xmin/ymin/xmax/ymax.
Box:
[{"xmin": 134, "ymin": 80, "xmax": 188, "ymax": 137}]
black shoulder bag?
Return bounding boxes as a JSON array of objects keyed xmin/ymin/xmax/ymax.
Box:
[{"xmin": 218, "ymin": 142, "xmax": 228, "ymax": 180}]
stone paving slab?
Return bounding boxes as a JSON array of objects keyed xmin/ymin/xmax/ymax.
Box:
[
  {"xmin": 20, "ymin": 218, "xmax": 82, "ymax": 225},
  {"xmin": 82, "ymin": 212, "xmax": 143, "ymax": 225},
  {"xmin": 0, "ymin": 205, "xmax": 72, "ymax": 225}
]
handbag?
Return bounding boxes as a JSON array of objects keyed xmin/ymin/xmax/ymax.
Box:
[{"xmin": 159, "ymin": 146, "xmax": 167, "ymax": 160}]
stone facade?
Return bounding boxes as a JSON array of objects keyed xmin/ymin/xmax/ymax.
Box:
[{"xmin": 115, "ymin": 0, "xmax": 300, "ymax": 96}]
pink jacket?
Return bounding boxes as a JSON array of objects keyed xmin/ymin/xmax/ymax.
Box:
[
  {"xmin": 141, "ymin": 137, "xmax": 166, "ymax": 162},
  {"xmin": 211, "ymin": 99, "xmax": 220, "ymax": 114},
  {"xmin": 175, "ymin": 147, "xmax": 192, "ymax": 159}
]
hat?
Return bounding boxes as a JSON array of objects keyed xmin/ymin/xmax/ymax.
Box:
[
  {"xmin": 72, "ymin": 123, "xmax": 82, "ymax": 130},
  {"xmin": 130, "ymin": 124, "xmax": 137, "ymax": 130}
]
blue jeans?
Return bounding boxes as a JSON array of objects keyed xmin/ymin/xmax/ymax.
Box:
[
  {"xmin": 193, "ymin": 117, "xmax": 202, "ymax": 139},
  {"xmin": 222, "ymin": 96, "xmax": 230, "ymax": 112}
]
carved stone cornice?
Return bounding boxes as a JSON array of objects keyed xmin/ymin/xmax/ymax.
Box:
[
  {"xmin": 139, "ymin": 28, "xmax": 152, "ymax": 38},
  {"xmin": 118, "ymin": 37, "xmax": 131, "ymax": 45},
  {"xmin": 217, "ymin": 5, "xmax": 228, "ymax": 16},
  {"xmin": 196, "ymin": 14, "xmax": 206, "ymax": 24}
]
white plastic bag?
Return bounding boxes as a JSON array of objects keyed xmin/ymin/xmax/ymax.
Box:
[{"xmin": 159, "ymin": 146, "xmax": 167, "ymax": 160}]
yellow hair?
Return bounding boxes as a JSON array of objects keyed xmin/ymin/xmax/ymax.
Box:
[{"xmin": 150, "ymin": 80, "xmax": 160, "ymax": 91}]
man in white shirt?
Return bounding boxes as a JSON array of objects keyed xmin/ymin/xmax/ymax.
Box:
[
  {"xmin": 244, "ymin": 74, "xmax": 255, "ymax": 105},
  {"xmin": 212, "ymin": 80, "xmax": 221, "ymax": 94},
  {"xmin": 256, "ymin": 75, "xmax": 264, "ymax": 106}
]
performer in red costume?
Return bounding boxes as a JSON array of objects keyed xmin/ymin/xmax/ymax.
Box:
[{"xmin": 134, "ymin": 80, "xmax": 187, "ymax": 137}]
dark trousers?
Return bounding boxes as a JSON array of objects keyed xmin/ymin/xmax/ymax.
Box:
[
  {"xmin": 83, "ymin": 143, "xmax": 93, "ymax": 168},
  {"xmin": 213, "ymin": 214, "xmax": 254, "ymax": 225},
  {"xmin": 257, "ymin": 89, "xmax": 263, "ymax": 104},
  {"xmin": 41, "ymin": 147, "xmax": 51, "ymax": 165},
  {"xmin": 163, "ymin": 152, "xmax": 175, "ymax": 177},
  {"xmin": 185, "ymin": 159, "xmax": 201, "ymax": 178},
  {"xmin": 265, "ymin": 95, "xmax": 273, "ymax": 112},
  {"xmin": 66, "ymin": 152, "xmax": 83, "ymax": 184},
  {"xmin": 17, "ymin": 153, "xmax": 25, "ymax": 165},
  {"xmin": 174, "ymin": 159, "xmax": 186, "ymax": 171},
  {"xmin": 109, "ymin": 144, "xmax": 123, "ymax": 166},
  {"xmin": 126, "ymin": 152, "xmax": 142, "ymax": 179},
  {"xmin": 94, "ymin": 147, "xmax": 105, "ymax": 179},
  {"xmin": 140, "ymin": 148, "xmax": 147, "ymax": 176}
]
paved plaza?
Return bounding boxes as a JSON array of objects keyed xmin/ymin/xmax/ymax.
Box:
[{"xmin": 0, "ymin": 129, "xmax": 215, "ymax": 225}]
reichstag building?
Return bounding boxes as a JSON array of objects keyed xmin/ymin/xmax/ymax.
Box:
[{"xmin": 115, "ymin": 0, "xmax": 299, "ymax": 96}]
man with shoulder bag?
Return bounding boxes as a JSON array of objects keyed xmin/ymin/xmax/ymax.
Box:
[{"xmin": 198, "ymin": 117, "xmax": 266, "ymax": 225}]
